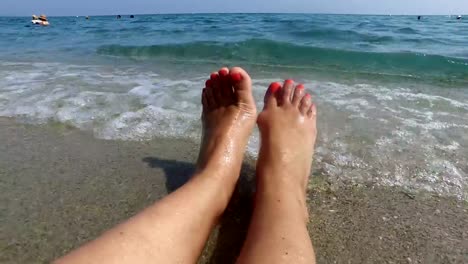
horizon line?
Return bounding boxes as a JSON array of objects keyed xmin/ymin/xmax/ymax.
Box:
[{"xmin": 0, "ymin": 12, "xmax": 466, "ymax": 17}]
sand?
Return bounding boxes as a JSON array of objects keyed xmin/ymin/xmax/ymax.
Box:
[{"xmin": 1, "ymin": 117, "xmax": 467, "ymax": 264}]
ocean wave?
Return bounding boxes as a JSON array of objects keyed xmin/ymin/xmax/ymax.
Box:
[
  {"xmin": 396, "ymin": 27, "xmax": 421, "ymax": 34},
  {"xmin": 86, "ymin": 28, "xmax": 111, "ymax": 34},
  {"xmin": 117, "ymin": 26, "xmax": 151, "ymax": 32},
  {"xmin": 96, "ymin": 39, "xmax": 468, "ymax": 83},
  {"xmin": 291, "ymin": 28, "xmax": 395, "ymax": 43}
]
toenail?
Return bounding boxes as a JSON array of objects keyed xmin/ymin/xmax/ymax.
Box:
[
  {"xmin": 205, "ymin": 79, "xmax": 212, "ymax": 87},
  {"xmin": 219, "ymin": 69, "xmax": 229, "ymax": 76},
  {"xmin": 305, "ymin": 93, "xmax": 311, "ymax": 98},
  {"xmin": 210, "ymin": 73, "xmax": 218, "ymax": 80},
  {"xmin": 230, "ymin": 72, "xmax": 242, "ymax": 82},
  {"xmin": 286, "ymin": 79, "xmax": 294, "ymax": 84},
  {"xmin": 270, "ymin": 82, "xmax": 282, "ymax": 93},
  {"xmin": 296, "ymin": 84, "xmax": 304, "ymax": 90}
]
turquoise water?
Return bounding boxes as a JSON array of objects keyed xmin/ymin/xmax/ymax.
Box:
[
  {"xmin": 0, "ymin": 14, "xmax": 467, "ymax": 199},
  {"xmin": 1, "ymin": 14, "xmax": 467, "ymax": 84}
]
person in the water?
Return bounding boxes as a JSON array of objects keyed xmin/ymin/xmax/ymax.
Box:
[
  {"xmin": 56, "ymin": 67, "xmax": 318, "ymax": 264},
  {"xmin": 39, "ymin": 14, "xmax": 48, "ymax": 22}
]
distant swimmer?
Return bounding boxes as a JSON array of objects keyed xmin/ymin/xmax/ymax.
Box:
[
  {"xmin": 86, "ymin": 16, "xmax": 90, "ymax": 20},
  {"xmin": 117, "ymin": 15, "xmax": 122, "ymax": 19},
  {"xmin": 39, "ymin": 15, "xmax": 50, "ymax": 26},
  {"xmin": 457, "ymin": 15, "xmax": 462, "ymax": 20},
  {"xmin": 130, "ymin": 15, "xmax": 135, "ymax": 18},
  {"xmin": 418, "ymin": 16, "xmax": 422, "ymax": 20}
]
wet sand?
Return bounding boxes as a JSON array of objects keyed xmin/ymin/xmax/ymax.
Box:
[{"xmin": 1, "ymin": 117, "xmax": 467, "ymax": 264}]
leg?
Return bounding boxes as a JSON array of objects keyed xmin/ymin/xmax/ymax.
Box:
[
  {"xmin": 56, "ymin": 67, "xmax": 257, "ymax": 264},
  {"xmin": 238, "ymin": 80, "xmax": 317, "ymax": 264}
]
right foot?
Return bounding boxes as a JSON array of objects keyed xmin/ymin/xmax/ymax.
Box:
[
  {"xmin": 237, "ymin": 80, "xmax": 317, "ymax": 264},
  {"xmin": 257, "ymin": 80, "xmax": 317, "ymax": 212},
  {"xmin": 196, "ymin": 67, "xmax": 257, "ymax": 187}
]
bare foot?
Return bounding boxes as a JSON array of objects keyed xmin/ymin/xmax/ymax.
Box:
[
  {"xmin": 196, "ymin": 67, "xmax": 257, "ymax": 189},
  {"xmin": 237, "ymin": 80, "xmax": 317, "ymax": 264},
  {"xmin": 55, "ymin": 68, "xmax": 257, "ymax": 264},
  {"xmin": 257, "ymin": 79, "xmax": 317, "ymax": 215}
]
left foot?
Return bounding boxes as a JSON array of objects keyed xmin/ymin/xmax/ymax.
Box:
[{"xmin": 196, "ymin": 67, "xmax": 257, "ymax": 184}]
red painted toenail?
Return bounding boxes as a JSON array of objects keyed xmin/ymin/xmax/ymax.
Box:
[
  {"xmin": 205, "ymin": 79, "xmax": 212, "ymax": 87},
  {"xmin": 296, "ymin": 84, "xmax": 305, "ymax": 89},
  {"xmin": 230, "ymin": 72, "xmax": 242, "ymax": 82},
  {"xmin": 210, "ymin": 73, "xmax": 218, "ymax": 80},
  {"xmin": 270, "ymin": 82, "xmax": 282, "ymax": 93},
  {"xmin": 219, "ymin": 69, "xmax": 229, "ymax": 76},
  {"xmin": 286, "ymin": 79, "xmax": 294, "ymax": 84},
  {"xmin": 305, "ymin": 93, "xmax": 311, "ymax": 98}
]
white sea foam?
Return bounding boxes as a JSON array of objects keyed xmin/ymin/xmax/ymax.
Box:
[{"xmin": 0, "ymin": 61, "xmax": 467, "ymax": 200}]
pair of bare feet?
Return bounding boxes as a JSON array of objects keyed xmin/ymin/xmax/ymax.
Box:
[
  {"xmin": 56, "ymin": 66, "xmax": 317, "ymax": 264},
  {"xmin": 198, "ymin": 66, "xmax": 317, "ymax": 200},
  {"xmin": 198, "ymin": 67, "xmax": 317, "ymax": 262}
]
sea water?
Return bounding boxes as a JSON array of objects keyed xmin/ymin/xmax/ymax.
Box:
[{"xmin": 0, "ymin": 14, "xmax": 467, "ymax": 199}]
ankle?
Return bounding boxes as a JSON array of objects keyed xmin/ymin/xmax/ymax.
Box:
[
  {"xmin": 255, "ymin": 186, "xmax": 310, "ymax": 223},
  {"xmin": 257, "ymin": 167, "xmax": 308, "ymax": 192},
  {"xmin": 192, "ymin": 169, "xmax": 239, "ymax": 208}
]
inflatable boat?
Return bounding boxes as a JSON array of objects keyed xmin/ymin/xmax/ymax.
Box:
[
  {"xmin": 32, "ymin": 19, "xmax": 50, "ymax": 26},
  {"xmin": 31, "ymin": 15, "xmax": 50, "ymax": 26}
]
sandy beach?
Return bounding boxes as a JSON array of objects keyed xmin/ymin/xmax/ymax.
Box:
[{"xmin": 1, "ymin": 117, "xmax": 467, "ymax": 263}]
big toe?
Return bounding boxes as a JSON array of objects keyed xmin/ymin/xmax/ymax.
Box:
[{"xmin": 229, "ymin": 67, "xmax": 256, "ymax": 111}]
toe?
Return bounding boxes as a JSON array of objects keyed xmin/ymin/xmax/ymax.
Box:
[
  {"xmin": 229, "ymin": 67, "xmax": 256, "ymax": 111},
  {"xmin": 292, "ymin": 84, "xmax": 305, "ymax": 106},
  {"xmin": 205, "ymin": 78, "xmax": 216, "ymax": 109},
  {"xmin": 210, "ymin": 72, "xmax": 222, "ymax": 106},
  {"xmin": 281, "ymin": 79, "xmax": 295, "ymax": 105},
  {"xmin": 264, "ymin": 82, "xmax": 282, "ymax": 109},
  {"xmin": 299, "ymin": 93, "xmax": 312, "ymax": 115},
  {"xmin": 307, "ymin": 103, "xmax": 317, "ymax": 119},
  {"xmin": 202, "ymin": 88, "xmax": 208, "ymax": 111},
  {"xmin": 218, "ymin": 67, "xmax": 229, "ymax": 77},
  {"xmin": 218, "ymin": 67, "xmax": 234, "ymax": 105}
]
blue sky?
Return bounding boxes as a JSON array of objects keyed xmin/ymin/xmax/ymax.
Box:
[{"xmin": 1, "ymin": 0, "xmax": 467, "ymax": 16}]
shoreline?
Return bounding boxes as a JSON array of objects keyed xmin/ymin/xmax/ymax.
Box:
[{"xmin": 1, "ymin": 117, "xmax": 467, "ymax": 263}]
